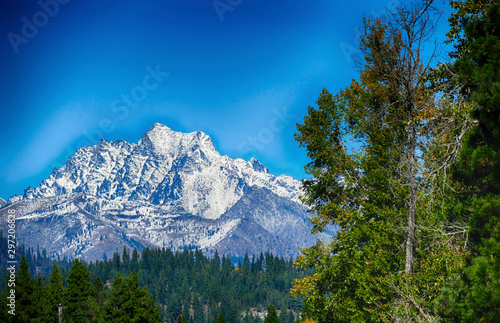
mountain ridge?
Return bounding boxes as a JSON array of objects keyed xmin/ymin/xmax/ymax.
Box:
[{"xmin": 0, "ymin": 123, "xmax": 334, "ymax": 260}]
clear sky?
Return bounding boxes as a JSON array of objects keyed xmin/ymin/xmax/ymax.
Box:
[{"xmin": 0, "ymin": 0, "xmax": 452, "ymax": 200}]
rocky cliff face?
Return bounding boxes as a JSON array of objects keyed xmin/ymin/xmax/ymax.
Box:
[{"xmin": 0, "ymin": 123, "xmax": 333, "ymax": 261}]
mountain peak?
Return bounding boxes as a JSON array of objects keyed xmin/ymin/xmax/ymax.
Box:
[
  {"xmin": 249, "ymin": 157, "xmax": 269, "ymax": 173},
  {"xmin": 0, "ymin": 123, "xmax": 323, "ymax": 261},
  {"xmin": 139, "ymin": 123, "xmax": 218, "ymax": 159},
  {"xmin": 14, "ymin": 123, "xmax": 302, "ymax": 209},
  {"xmin": 150, "ymin": 122, "xmax": 172, "ymax": 132},
  {"xmin": 143, "ymin": 123, "xmax": 174, "ymax": 140},
  {"xmin": 139, "ymin": 123, "xmax": 184, "ymax": 156}
]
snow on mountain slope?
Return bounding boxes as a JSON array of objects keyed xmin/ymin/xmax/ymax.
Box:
[
  {"xmin": 0, "ymin": 198, "xmax": 6, "ymax": 209},
  {"xmin": 1, "ymin": 123, "xmax": 334, "ymax": 261},
  {"xmin": 20, "ymin": 123, "xmax": 301, "ymax": 219}
]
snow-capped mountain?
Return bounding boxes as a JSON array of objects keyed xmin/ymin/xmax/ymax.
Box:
[
  {"xmin": 0, "ymin": 123, "xmax": 333, "ymax": 261},
  {"xmin": 0, "ymin": 198, "xmax": 6, "ymax": 209}
]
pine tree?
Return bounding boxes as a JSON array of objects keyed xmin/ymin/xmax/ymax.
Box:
[
  {"xmin": 65, "ymin": 258, "xmax": 93, "ymax": 322},
  {"xmin": 264, "ymin": 304, "xmax": 279, "ymax": 323},
  {"xmin": 0, "ymin": 289, "xmax": 13, "ymax": 323},
  {"xmin": 214, "ymin": 312, "xmax": 226, "ymax": 323},
  {"xmin": 16, "ymin": 256, "xmax": 34, "ymax": 322},
  {"xmin": 122, "ymin": 246, "xmax": 130, "ymax": 272},
  {"xmin": 451, "ymin": 0, "xmax": 500, "ymax": 242},
  {"xmin": 31, "ymin": 275, "xmax": 51, "ymax": 323},
  {"xmin": 131, "ymin": 248, "xmax": 140, "ymax": 272},
  {"xmin": 101, "ymin": 271, "xmax": 160, "ymax": 322},
  {"xmin": 192, "ymin": 294, "xmax": 204, "ymax": 323},
  {"xmin": 48, "ymin": 264, "xmax": 64, "ymax": 321},
  {"xmin": 90, "ymin": 276, "xmax": 106, "ymax": 318},
  {"xmin": 279, "ymin": 308, "xmax": 294, "ymax": 323},
  {"xmin": 436, "ymin": 1, "xmax": 500, "ymax": 321}
]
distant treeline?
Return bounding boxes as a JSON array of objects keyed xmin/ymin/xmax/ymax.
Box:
[{"xmin": 0, "ymin": 232, "xmax": 306, "ymax": 322}]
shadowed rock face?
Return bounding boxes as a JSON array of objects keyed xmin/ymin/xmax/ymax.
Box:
[{"xmin": 0, "ymin": 123, "xmax": 335, "ymax": 261}]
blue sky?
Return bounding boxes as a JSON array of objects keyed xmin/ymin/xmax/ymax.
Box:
[{"xmin": 0, "ymin": 0, "xmax": 452, "ymax": 200}]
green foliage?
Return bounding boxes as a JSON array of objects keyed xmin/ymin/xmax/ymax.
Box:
[
  {"xmin": 462, "ymin": 238, "xmax": 500, "ymax": 321},
  {"xmin": 214, "ymin": 312, "xmax": 227, "ymax": 323},
  {"xmin": 292, "ymin": 3, "xmax": 469, "ymax": 322},
  {"xmin": 48, "ymin": 264, "xmax": 64, "ymax": 320},
  {"xmin": 278, "ymin": 308, "xmax": 295, "ymax": 323},
  {"xmin": 90, "ymin": 276, "xmax": 106, "ymax": 316},
  {"xmin": 0, "ymin": 243, "xmax": 303, "ymax": 322},
  {"xmin": 8, "ymin": 2, "xmax": 500, "ymax": 322},
  {"xmin": 434, "ymin": 1, "xmax": 500, "ymax": 321},
  {"xmin": 99, "ymin": 271, "xmax": 160, "ymax": 322},
  {"xmin": 87, "ymin": 248, "xmax": 302, "ymax": 322},
  {"xmin": 264, "ymin": 304, "xmax": 279, "ymax": 323},
  {"xmin": 16, "ymin": 256, "xmax": 34, "ymax": 322},
  {"xmin": 451, "ymin": 1, "xmax": 500, "ymax": 199},
  {"xmin": 30, "ymin": 276, "xmax": 50, "ymax": 323},
  {"xmin": 65, "ymin": 258, "xmax": 94, "ymax": 322},
  {"xmin": 290, "ymin": 0, "xmax": 500, "ymax": 322}
]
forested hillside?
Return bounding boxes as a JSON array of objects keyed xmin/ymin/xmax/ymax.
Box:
[
  {"xmin": 0, "ymin": 231, "xmax": 305, "ymax": 322},
  {"xmin": 87, "ymin": 247, "xmax": 304, "ymax": 322}
]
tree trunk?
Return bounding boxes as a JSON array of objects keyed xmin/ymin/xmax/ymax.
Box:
[{"xmin": 405, "ymin": 124, "xmax": 417, "ymax": 274}]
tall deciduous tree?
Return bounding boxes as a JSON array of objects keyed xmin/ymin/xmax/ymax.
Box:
[{"xmin": 291, "ymin": 1, "xmax": 467, "ymax": 321}]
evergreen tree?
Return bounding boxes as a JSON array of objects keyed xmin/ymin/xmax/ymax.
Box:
[
  {"xmin": 16, "ymin": 256, "xmax": 34, "ymax": 322},
  {"xmin": 192, "ymin": 294, "xmax": 204, "ymax": 323},
  {"xmin": 435, "ymin": 1, "xmax": 500, "ymax": 321},
  {"xmin": 31, "ymin": 275, "xmax": 51, "ymax": 323},
  {"xmin": 122, "ymin": 246, "xmax": 130, "ymax": 272},
  {"xmin": 0, "ymin": 289, "xmax": 13, "ymax": 323},
  {"xmin": 112, "ymin": 252, "xmax": 121, "ymax": 273},
  {"xmin": 214, "ymin": 312, "xmax": 226, "ymax": 323},
  {"xmin": 264, "ymin": 304, "xmax": 279, "ymax": 323},
  {"xmin": 278, "ymin": 309, "xmax": 294, "ymax": 323},
  {"xmin": 176, "ymin": 314, "xmax": 189, "ymax": 323},
  {"xmin": 65, "ymin": 258, "xmax": 93, "ymax": 322},
  {"xmin": 131, "ymin": 248, "xmax": 140, "ymax": 272},
  {"xmin": 0, "ymin": 238, "xmax": 304, "ymax": 322},
  {"xmin": 450, "ymin": 0, "xmax": 500, "ymax": 241},
  {"xmin": 48, "ymin": 264, "xmax": 64, "ymax": 321},
  {"xmin": 90, "ymin": 276, "xmax": 106, "ymax": 318},
  {"xmin": 101, "ymin": 271, "xmax": 160, "ymax": 322}
]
